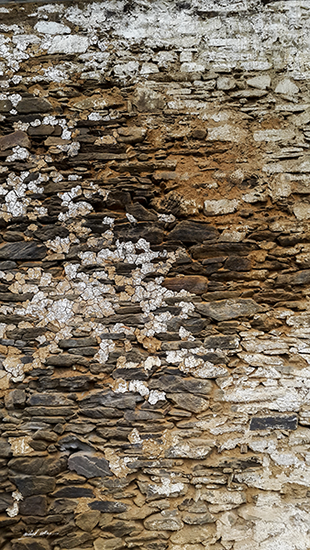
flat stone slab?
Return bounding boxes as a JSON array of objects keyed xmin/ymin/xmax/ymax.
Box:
[
  {"xmin": 250, "ymin": 414, "xmax": 298, "ymax": 431},
  {"xmin": 196, "ymin": 298, "xmax": 261, "ymax": 321},
  {"xmin": 68, "ymin": 451, "xmax": 112, "ymax": 478},
  {"xmin": 0, "ymin": 242, "xmax": 46, "ymax": 261}
]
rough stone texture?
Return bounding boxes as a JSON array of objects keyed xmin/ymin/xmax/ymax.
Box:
[{"xmin": 0, "ymin": 1, "xmax": 309, "ymax": 549}]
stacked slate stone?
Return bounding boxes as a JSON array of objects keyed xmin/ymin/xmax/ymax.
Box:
[{"xmin": 0, "ymin": 1, "xmax": 310, "ymax": 549}]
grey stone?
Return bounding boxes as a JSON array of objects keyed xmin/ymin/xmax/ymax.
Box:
[
  {"xmin": 49, "ymin": 498, "xmax": 77, "ymax": 514},
  {"xmin": 167, "ymin": 393, "xmax": 209, "ymax": 413},
  {"xmin": 8, "ymin": 457, "xmax": 67, "ymax": 476},
  {"xmin": 217, "ymin": 76, "xmax": 236, "ymax": 90},
  {"xmin": 0, "ymin": 99, "xmax": 12, "ymax": 112},
  {"xmin": 53, "ymin": 532, "xmax": 92, "ymax": 549},
  {"xmin": 0, "ymin": 292, "xmax": 34, "ymax": 302},
  {"xmin": 4, "ymin": 389, "xmax": 26, "ymax": 409},
  {"xmin": 182, "ymin": 511, "xmax": 215, "ymax": 525},
  {"xmin": 46, "ymin": 354, "xmax": 88, "ymax": 366},
  {"xmin": 149, "ymin": 375, "xmax": 212, "ymax": 395},
  {"xmin": 203, "ymin": 335, "xmax": 240, "ymax": 349},
  {"xmin": 13, "ymin": 475, "xmax": 56, "ymax": 497},
  {"xmin": 277, "ymin": 270, "xmax": 310, "ymax": 286},
  {"xmin": 52, "ymin": 486, "xmax": 94, "ymax": 498},
  {"xmin": 126, "ymin": 203, "xmax": 157, "ymax": 221},
  {"xmin": 19, "ymin": 495, "xmax": 48, "ymax": 516},
  {"xmin": 0, "ymin": 492, "xmax": 13, "ymax": 512},
  {"xmin": 0, "ymin": 242, "xmax": 46, "ymax": 260},
  {"xmin": 231, "ymin": 89, "xmax": 268, "ymax": 98},
  {"xmin": 144, "ymin": 511, "xmax": 184, "ymax": 531},
  {"xmin": 89, "ymin": 501, "xmax": 127, "ymax": 513},
  {"xmin": 16, "ymin": 97, "xmax": 53, "ymax": 114},
  {"xmin": 0, "ymin": 438, "xmax": 11, "ymax": 457},
  {"xmin": 196, "ymin": 299, "xmax": 261, "ymax": 321},
  {"xmin": 68, "ymin": 451, "xmax": 112, "ymax": 478},
  {"xmin": 58, "ymin": 337, "xmax": 97, "ymax": 349},
  {"xmin": 250, "ymin": 414, "xmax": 298, "ymax": 431},
  {"xmin": 27, "ymin": 393, "xmax": 73, "ymax": 406},
  {"xmin": 200, "ymin": 488, "xmax": 246, "ymax": 512},
  {"xmin": 247, "ymin": 75, "xmax": 271, "ymax": 90},
  {"xmin": 275, "ymin": 78, "xmax": 299, "ymax": 95},
  {"xmin": 167, "ymin": 221, "xmax": 219, "ymax": 243}
]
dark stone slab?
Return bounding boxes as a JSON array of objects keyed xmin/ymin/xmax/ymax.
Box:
[
  {"xmin": 0, "ymin": 99, "xmax": 12, "ymax": 112},
  {"xmin": 12, "ymin": 476, "xmax": 56, "ymax": 497},
  {"xmin": 250, "ymin": 414, "xmax": 298, "ymax": 431},
  {"xmin": 12, "ymin": 539, "xmax": 50, "ymax": 550},
  {"xmin": 7, "ymin": 328, "xmax": 47, "ymax": 340},
  {"xmin": 58, "ymin": 337, "xmax": 97, "ymax": 349},
  {"xmin": 113, "ymin": 222, "xmax": 164, "ymax": 245},
  {"xmin": 190, "ymin": 242, "xmax": 256, "ymax": 260},
  {"xmin": 8, "ymin": 457, "xmax": 67, "ymax": 476},
  {"xmin": 34, "ymin": 225, "xmax": 69, "ymax": 241},
  {"xmin": 68, "ymin": 451, "xmax": 112, "ymax": 478},
  {"xmin": 53, "ymin": 532, "xmax": 92, "ymax": 550},
  {"xmin": 19, "ymin": 495, "xmax": 48, "ymax": 517},
  {"xmin": 27, "ymin": 405, "xmax": 76, "ymax": 417},
  {"xmin": 16, "ymin": 98, "xmax": 53, "ymax": 114},
  {"xmin": 0, "ymin": 242, "xmax": 46, "ymax": 260},
  {"xmin": 225, "ymin": 256, "xmax": 252, "ymax": 271},
  {"xmin": 78, "ymin": 390, "xmax": 142, "ymax": 410},
  {"xmin": 89, "ymin": 500, "xmax": 127, "ymax": 513},
  {"xmin": 149, "ymin": 375, "xmax": 212, "ymax": 395},
  {"xmin": 204, "ymin": 335, "xmax": 239, "ymax": 349},
  {"xmin": 49, "ymin": 498, "xmax": 77, "ymax": 514},
  {"xmin": 45, "ymin": 354, "xmax": 88, "ymax": 367},
  {"xmin": 52, "ymin": 486, "xmax": 94, "ymax": 498},
  {"xmin": 0, "ymin": 292, "xmax": 34, "ymax": 302},
  {"xmin": 0, "ymin": 493, "xmax": 13, "ymax": 512},
  {"xmin": 27, "ymin": 393, "xmax": 72, "ymax": 406},
  {"xmin": 126, "ymin": 203, "xmax": 157, "ymax": 221},
  {"xmin": 163, "ymin": 275, "xmax": 208, "ymax": 295},
  {"xmin": 277, "ymin": 269, "xmax": 310, "ymax": 286},
  {"xmin": 0, "ymin": 439, "xmax": 11, "ymax": 458},
  {"xmin": 167, "ymin": 221, "xmax": 219, "ymax": 243},
  {"xmin": 0, "ymin": 261, "xmax": 17, "ymax": 270},
  {"xmin": 4, "ymin": 389, "xmax": 26, "ymax": 409}
]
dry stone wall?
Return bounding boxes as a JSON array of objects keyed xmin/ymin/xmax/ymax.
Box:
[{"xmin": 0, "ymin": 0, "xmax": 310, "ymax": 549}]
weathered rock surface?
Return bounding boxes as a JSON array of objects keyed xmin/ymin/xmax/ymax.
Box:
[
  {"xmin": 68, "ymin": 452, "xmax": 112, "ymax": 478},
  {"xmin": 0, "ymin": 1, "xmax": 309, "ymax": 549},
  {"xmin": 196, "ymin": 299, "xmax": 261, "ymax": 321}
]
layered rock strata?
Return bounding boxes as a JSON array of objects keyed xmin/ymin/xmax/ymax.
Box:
[{"xmin": 0, "ymin": 1, "xmax": 310, "ymax": 549}]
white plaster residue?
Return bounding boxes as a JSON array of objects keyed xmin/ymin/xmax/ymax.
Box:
[
  {"xmin": 48, "ymin": 35, "xmax": 89, "ymax": 54},
  {"xmin": 144, "ymin": 356, "xmax": 161, "ymax": 371},
  {"xmin": 129, "ymin": 380, "xmax": 149, "ymax": 396},
  {"xmin": 35, "ymin": 21, "xmax": 71, "ymax": 34},
  {"xmin": 6, "ymin": 147, "xmax": 29, "ymax": 162},
  {"xmin": 148, "ymin": 390, "xmax": 166, "ymax": 405},
  {"xmin": 149, "ymin": 477, "xmax": 185, "ymax": 497}
]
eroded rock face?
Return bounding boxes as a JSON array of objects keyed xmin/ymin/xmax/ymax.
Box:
[{"xmin": 0, "ymin": 1, "xmax": 310, "ymax": 549}]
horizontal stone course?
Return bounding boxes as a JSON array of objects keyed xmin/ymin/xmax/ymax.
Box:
[{"xmin": 0, "ymin": 1, "xmax": 309, "ymax": 549}]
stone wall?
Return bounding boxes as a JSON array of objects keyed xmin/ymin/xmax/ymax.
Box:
[{"xmin": 0, "ymin": 1, "xmax": 310, "ymax": 549}]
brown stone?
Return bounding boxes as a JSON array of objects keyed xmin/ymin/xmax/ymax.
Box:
[
  {"xmin": 16, "ymin": 97, "xmax": 53, "ymax": 114},
  {"xmin": 0, "ymin": 131, "xmax": 30, "ymax": 151},
  {"xmin": 75, "ymin": 510, "xmax": 101, "ymax": 531},
  {"xmin": 163, "ymin": 276, "xmax": 208, "ymax": 294}
]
